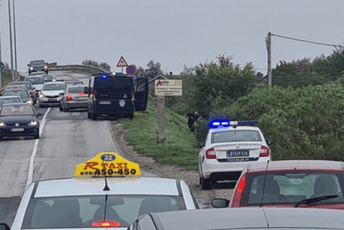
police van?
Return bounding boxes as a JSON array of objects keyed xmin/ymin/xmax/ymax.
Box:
[{"xmin": 85, "ymin": 72, "xmax": 148, "ymax": 120}]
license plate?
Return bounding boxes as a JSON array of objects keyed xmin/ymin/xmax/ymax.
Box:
[
  {"xmin": 11, "ymin": 128, "xmax": 24, "ymax": 132},
  {"xmin": 99, "ymin": 101, "xmax": 111, "ymax": 105},
  {"xmin": 227, "ymin": 157, "xmax": 249, "ymax": 162},
  {"xmin": 48, "ymin": 99, "xmax": 57, "ymax": 102},
  {"xmin": 227, "ymin": 150, "xmax": 249, "ymax": 157}
]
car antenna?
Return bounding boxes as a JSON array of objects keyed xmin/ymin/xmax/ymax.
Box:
[
  {"xmin": 103, "ymin": 176, "xmax": 110, "ymax": 191},
  {"xmin": 259, "ymin": 160, "xmax": 270, "ymax": 207}
]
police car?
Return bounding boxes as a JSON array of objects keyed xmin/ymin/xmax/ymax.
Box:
[
  {"xmin": 7, "ymin": 152, "xmax": 198, "ymax": 230},
  {"xmin": 196, "ymin": 120, "xmax": 271, "ymax": 189}
]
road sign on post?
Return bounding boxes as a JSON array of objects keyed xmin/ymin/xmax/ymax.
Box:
[
  {"xmin": 126, "ymin": 65, "xmax": 137, "ymax": 76},
  {"xmin": 116, "ymin": 56, "xmax": 129, "ymax": 73},
  {"xmin": 155, "ymin": 79, "xmax": 182, "ymax": 143}
]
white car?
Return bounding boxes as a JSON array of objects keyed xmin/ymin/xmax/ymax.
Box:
[
  {"xmin": 38, "ymin": 82, "xmax": 66, "ymax": 107},
  {"xmin": 197, "ymin": 120, "xmax": 271, "ymax": 189},
  {"xmin": 24, "ymin": 75, "xmax": 45, "ymax": 96},
  {"xmin": 9, "ymin": 152, "xmax": 198, "ymax": 230}
]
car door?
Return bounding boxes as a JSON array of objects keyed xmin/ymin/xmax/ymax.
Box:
[{"xmin": 134, "ymin": 77, "xmax": 148, "ymax": 111}]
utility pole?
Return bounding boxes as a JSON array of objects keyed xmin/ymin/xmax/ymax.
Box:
[
  {"xmin": 7, "ymin": 0, "xmax": 14, "ymax": 80},
  {"xmin": 13, "ymin": 0, "xmax": 17, "ymax": 78},
  {"xmin": 0, "ymin": 0, "xmax": 3, "ymax": 88},
  {"xmin": 265, "ymin": 32, "xmax": 272, "ymax": 86}
]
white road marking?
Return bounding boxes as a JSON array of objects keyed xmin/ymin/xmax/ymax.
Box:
[{"xmin": 26, "ymin": 108, "xmax": 51, "ymax": 188}]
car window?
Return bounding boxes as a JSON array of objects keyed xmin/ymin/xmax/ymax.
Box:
[
  {"xmin": 243, "ymin": 172, "xmax": 344, "ymax": 206},
  {"xmin": 30, "ymin": 60, "xmax": 45, "ymax": 66},
  {"xmin": 25, "ymin": 77, "xmax": 44, "ymax": 84},
  {"xmin": 1, "ymin": 105, "xmax": 34, "ymax": 116},
  {"xmin": 3, "ymin": 91, "xmax": 29, "ymax": 98},
  {"xmin": 21, "ymin": 195, "xmax": 185, "ymax": 229},
  {"xmin": 68, "ymin": 87, "xmax": 86, "ymax": 93},
  {"xmin": 42, "ymin": 84, "xmax": 65, "ymax": 90},
  {"xmin": 211, "ymin": 130, "xmax": 262, "ymax": 143},
  {"xmin": 0, "ymin": 98, "xmax": 21, "ymax": 106},
  {"xmin": 94, "ymin": 77, "xmax": 133, "ymax": 93}
]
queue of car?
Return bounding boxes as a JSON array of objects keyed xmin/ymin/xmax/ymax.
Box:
[{"xmin": 2, "ymin": 69, "xmax": 344, "ymax": 230}]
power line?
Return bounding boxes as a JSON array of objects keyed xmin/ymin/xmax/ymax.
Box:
[{"xmin": 271, "ymin": 33, "xmax": 342, "ymax": 49}]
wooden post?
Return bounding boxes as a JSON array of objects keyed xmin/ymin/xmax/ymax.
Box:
[{"xmin": 157, "ymin": 95, "xmax": 165, "ymax": 143}]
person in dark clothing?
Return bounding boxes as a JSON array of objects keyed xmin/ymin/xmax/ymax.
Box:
[{"xmin": 187, "ymin": 111, "xmax": 200, "ymax": 132}]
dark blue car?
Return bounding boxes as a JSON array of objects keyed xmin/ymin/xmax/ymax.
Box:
[{"xmin": 0, "ymin": 103, "xmax": 41, "ymax": 140}]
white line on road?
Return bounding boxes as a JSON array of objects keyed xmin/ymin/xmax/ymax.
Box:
[{"xmin": 26, "ymin": 108, "xmax": 51, "ymax": 188}]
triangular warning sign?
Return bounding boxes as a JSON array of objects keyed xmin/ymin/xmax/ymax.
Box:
[{"xmin": 116, "ymin": 56, "xmax": 129, "ymax": 67}]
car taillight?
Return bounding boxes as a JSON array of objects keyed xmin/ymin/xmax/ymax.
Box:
[
  {"xmin": 93, "ymin": 91, "xmax": 97, "ymax": 103},
  {"xmin": 260, "ymin": 146, "xmax": 270, "ymax": 157},
  {"xmin": 205, "ymin": 147, "xmax": 216, "ymax": 159},
  {"xmin": 131, "ymin": 91, "xmax": 135, "ymax": 104},
  {"xmin": 230, "ymin": 173, "xmax": 247, "ymax": 207},
  {"xmin": 66, "ymin": 94, "xmax": 73, "ymax": 101},
  {"xmin": 92, "ymin": 221, "xmax": 120, "ymax": 227},
  {"xmin": 79, "ymin": 92, "xmax": 85, "ymax": 96}
]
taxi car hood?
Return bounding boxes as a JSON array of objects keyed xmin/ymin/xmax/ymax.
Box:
[
  {"xmin": 41, "ymin": 90, "xmax": 64, "ymax": 96},
  {"xmin": 0, "ymin": 115, "xmax": 37, "ymax": 124}
]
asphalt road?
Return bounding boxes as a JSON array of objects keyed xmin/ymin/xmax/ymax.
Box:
[{"xmin": 0, "ymin": 70, "xmax": 153, "ymax": 226}]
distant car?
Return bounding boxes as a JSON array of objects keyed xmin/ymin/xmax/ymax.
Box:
[
  {"xmin": 129, "ymin": 207, "xmax": 344, "ymax": 230},
  {"xmin": 0, "ymin": 103, "xmax": 41, "ymax": 140},
  {"xmin": 9, "ymin": 81, "xmax": 37, "ymax": 104},
  {"xmin": 212, "ymin": 160, "xmax": 344, "ymax": 209},
  {"xmin": 60, "ymin": 82, "xmax": 88, "ymax": 112},
  {"xmin": 42, "ymin": 74, "xmax": 55, "ymax": 82},
  {"xmin": 196, "ymin": 119, "xmax": 271, "ymax": 189},
  {"xmin": 24, "ymin": 75, "xmax": 45, "ymax": 96},
  {"xmin": 3, "ymin": 89, "xmax": 34, "ymax": 105},
  {"xmin": 38, "ymin": 82, "xmax": 66, "ymax": 107},
  {"xmin": 28, "ymin": 60, "xmax": 48, "ymax": 75},
  {"xmin": 0, "ymin": 96, "xmax": 23, "ymax": 107}
]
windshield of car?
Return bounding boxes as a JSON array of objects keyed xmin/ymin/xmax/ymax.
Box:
[
  {"xmin": 211, "ymin": 130, "xmax": 262, "ymax": 143},
  {"xmin": 22, "ymin": 195, "xmax": 185, "ymax": 228},
  {"xmin": 3, "ymin": 90, "xmax": 29, "ymax": 98},
  {"xmin": 1, "ymin": 105, "xmax": 34, "ymax": 116},
  {"xmin": 42, "ymin": 84, "xmax": 65, "ymax": 91},
  {"xmin": 43, "ymin": 75, "xmax": 53, "ymax": 81},
  {"xmin": 11, "ymin": 83, "xmax": 30, "ymax": 89},
  {"xmin": 0, "ymin": 98, "xmax": 22, "ymax": 106},
  {"xmin": 30, "ymin": 60, "xmax": 45, "ymax": 66},
  {"xmin": 242, "ymin": 172, "xmax": 344, "ymax": 206},
  {"xmin": 68, "ymin": 87, "xmax": 86, "ymax": 93},
  {"xmin": 25, "ymin": 77, "xmax": 44, "ymax": 84}
]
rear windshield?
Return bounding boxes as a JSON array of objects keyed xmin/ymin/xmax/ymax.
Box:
[
  {"xmin": 94, "ymin": 77, "xmax": 133, "ymax": 93},
  {"xmin": 68, "ymin": 87, "xmax": 86, "ymax": 93},
  {"xmin": 25, "ymin": 77, "xmax": 44, "ymax": 84},
  {"xmin": 22, "ymin": 195, "xmax": 185, "ymax": 229},
  {"xmin": 0, "ymin": 98, "xmax": 21, "ymax": 106},
  {"xmin": 242, "ymin": 172, "xmax": 344, "ymax": 206},
  {"xmin": 3, "ymin": 90, "xmax": 29, "ymax": 98},
  {"xmin": 42, "ymin": 84, "xmax": 65, "ymax": 90},
  {"xmin": 211, "ymin": 130, "xmax": 262, "ymax": 143},
  {"xmin": 1, "ymin": 105, "xmax": 33, "ymax": 116}
]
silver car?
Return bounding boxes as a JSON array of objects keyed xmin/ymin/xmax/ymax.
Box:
[
  {"xmin": 38, "ymin": 82, "xmax": 66, "ymax": 107},
  {"xmin": 130, "ymin": 207, "xmax": 344, "ymax": 230},
  {"xmin": 60, "ymin": 83, "xmax": 88, "ymax": 112}
]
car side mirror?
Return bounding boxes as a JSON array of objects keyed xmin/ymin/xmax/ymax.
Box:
[
  {"xmin": 267, "ymin": 140, "xmax": 272, "ymax": 145},
  {"xmin": 37, "ymin": 113, "xmax": 43, "ymax": 117},
  {"xmin": 27, "ymin": 64, "xmax": 30, "ymax": 66},
  {"xmin": 211, "ymin": 198, "xmax": 230, "ymax": 208},
  {"xmin": 0, "ymin": 223, "xmax": 10, "ymax": 230},
  {"xmin": 193, "ymin": 143, "xmax": 202, "ymax": 148},
  {"xmin": 59, "ymin": 92, "xmax": 64, "ymax": 96},
  {"xmin": 84, "ymin": 87, "xmax": 90, "ymax": 94}
]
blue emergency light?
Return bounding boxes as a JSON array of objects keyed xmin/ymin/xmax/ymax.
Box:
[
  {"xmin": 102, "ymin": 74, "xmax": 108, "ymax": 79},
  {"xmin": 208, "ymin": 119, "xmax": 258, "ymax": 128}
]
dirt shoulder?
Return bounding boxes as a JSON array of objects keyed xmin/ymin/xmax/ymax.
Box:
[{"xmin": 110, "ymin": 121, "xmax": 234, "ymax": 208}]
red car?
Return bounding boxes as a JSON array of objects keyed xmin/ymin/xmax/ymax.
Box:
[{"xmin": 212, "ymin": 160, "xmax": 344, "ymax": 209}]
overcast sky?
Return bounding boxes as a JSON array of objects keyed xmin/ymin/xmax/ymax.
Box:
[{"xmin": 0, "ymin": 0, "xmax": 343, "ymax": 74}]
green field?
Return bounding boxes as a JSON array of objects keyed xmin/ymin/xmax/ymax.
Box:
[
  {"xmin": 1, "ymin": 72, "xmax": 14, "ymax": 87},
  {"xmin": 117, "ymin": 94, "xmax": 199, "ymax": 171}
]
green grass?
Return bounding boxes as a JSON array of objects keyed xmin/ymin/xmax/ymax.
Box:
[
  {"xmin": 117, "ymin": 94, "xmax": 199, "ymax": 171},
  {"xmin": 1, "ymin": 72, "xmax": 13, "ymax": 87}
]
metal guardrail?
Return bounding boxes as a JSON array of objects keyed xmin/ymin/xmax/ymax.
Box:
[{"xmin": 49, "ymin": 64, "xmax": 106, "ymax": 73}]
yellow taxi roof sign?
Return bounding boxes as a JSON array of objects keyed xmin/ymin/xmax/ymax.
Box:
[{"xmin": 75, "ymin": 152, "xmax": 141, "ymax": 177}]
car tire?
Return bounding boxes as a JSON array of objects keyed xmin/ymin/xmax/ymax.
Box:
[
  {"xmin": 199, "ymin": 174, "xmax": 202, "ymax": 185},
  {"xmin": 87, "ymin": 111, "xmax": 91, "ymax": 119},
  {"xmin": 129, "ymin": 112, "xmax": 134, "ymax": 120},
  {"xmin": 91, "ymin": 112, "xmax": 97, "ymax": 120},
  {"xmin": 34, "ymin": 131, "xmax": 39, "ymax": 139},
  {"xmin": 64, "ymin": 105, "xmax": 69, "ymax": 112},
  {"xmin": 201, "ymin": 176, "xmax": 211, "ymax": 190},
  {"xmin": 39, "ymin": 103, "xmax": 43, "ymax": 108},
  {"xmin": 59, "ymin": 104, "xmax": 63, "ymax": 112}
]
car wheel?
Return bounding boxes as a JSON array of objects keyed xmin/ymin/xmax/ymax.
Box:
[
  {"xmin": 39, "ymin": 103, "xmax": 43, "ymax": 108},
  {"xmin": 64, "ymin": 105, "xmax": 69, "ymax": 112},
  {"xmin": 0, "ymin": 136, "xmax": 2, "ymax": 141},
  {"xmin": 91, "ymin": 112, "xmax": 97, "ymax": 120},
  {"xmin": 201, "ymin": 176, "xmax": 211, "ymax": 190},
  {"xmin": 129, "ymin": 112, "xmax": 134, "ymax": 120},
  {"xmin": 87, "ymin": 111, "xmax": 91, "ymax": 119},
  {"xmin": 34, "ymin": 131, "xmax": 39, "ymax": 139},
  {"xmin": 199, "ymin": 173, "xmax": 202, "ymax": 185},
  {"xmin": 59, "ymin": 104, "xmax": 63, "ymax": 112}
]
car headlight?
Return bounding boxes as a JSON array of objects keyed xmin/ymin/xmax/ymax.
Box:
[
  {"xmin": 30, "ymin": 67, "xmax": 33, "ymax": 70},
  {"xmin": 28, "ymin": 120, "xmax": 38, "ymax": 126},
  {"xmin": 0, "ymin": 121, "xmax": 6, "ymax": 127},
  {"xmin": 26, "ymin": 100, "xmax": 32, "ymax": 104},
  {"xmin": 39, "ymin": 94, "xmax": 45, "ymax": 99},
  {"xmin": 44, "ymin": 66, "xmax": 48, "ymax": 69}
]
